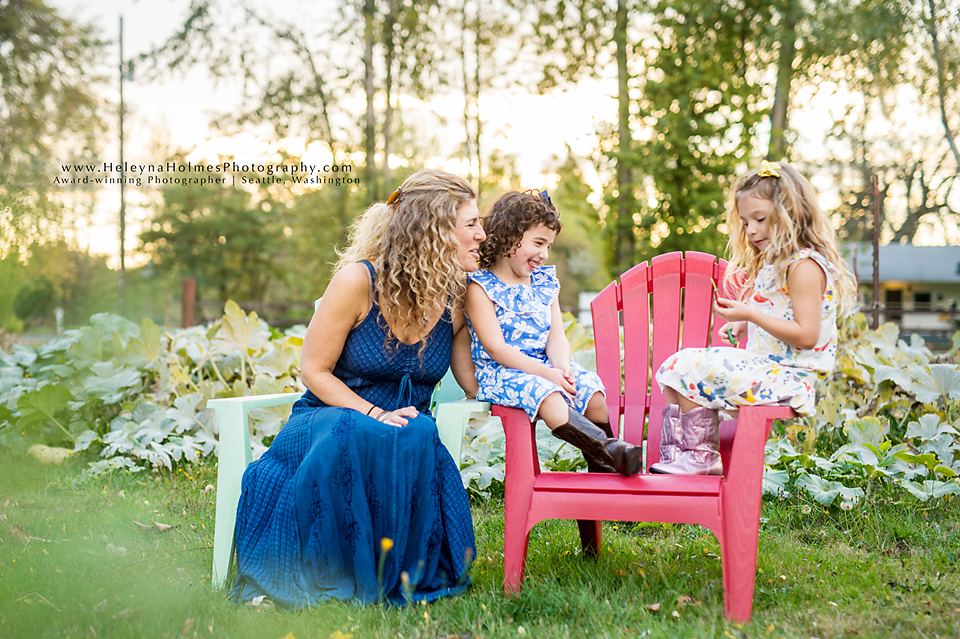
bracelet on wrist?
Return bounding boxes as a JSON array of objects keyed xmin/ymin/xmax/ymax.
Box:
[
  {"xmin": 375, "ymin": 410, "xmax": 389, "ymax": 422},
  {"xmin": 365, "ymin": 405, "xmax": 377, "ymax": 416}
]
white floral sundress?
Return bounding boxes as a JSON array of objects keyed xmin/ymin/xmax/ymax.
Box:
[
  {"xmin": 656, "ymin": 248, "xmax": 839, "ymax": 417},
  {"xmin": 467, "ymin": 266, "xmax": 605, "ymax": 421}
]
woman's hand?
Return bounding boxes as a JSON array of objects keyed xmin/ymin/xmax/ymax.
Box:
[
  {"xmin": 544, "ymin": 367, "xmax": 577, "ymax": 396},
  {"xmin": 720, "ymin": 321, "xmax": 747, "ymax": 346},
  {"xmin": 379, "ymin": 406, "xmax": 419, "ymax": 427}
]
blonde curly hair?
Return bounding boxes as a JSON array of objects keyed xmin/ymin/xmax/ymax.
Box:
[
  {"xmin": 725, "ymin": 161, "xmax": 857, "ymax": 315},
  {"xmin": 336, "ymin": 169, "xmax": 477, "ymax": 347}
]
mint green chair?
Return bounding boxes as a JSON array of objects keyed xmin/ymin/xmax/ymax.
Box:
[{"xmin": 208, "ymin": 369, "xmax": 490, "ymax": 589}]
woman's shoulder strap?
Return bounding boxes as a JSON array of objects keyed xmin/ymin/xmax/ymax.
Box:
[{"xmin": 358, "ymin": 260, "xmax": 376, "ymax": 281}]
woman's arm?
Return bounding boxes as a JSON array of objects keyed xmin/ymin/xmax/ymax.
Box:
[
  {"xmin": 300, "ymin": 263, "xmax": 417, "ymax": 425},
  {"xmin": 465, "ymin": 282, "xmax": 576, "ymax": 394},
  {"xmin": 450, "ymin": 309, "xmax": 478, "ymax": 399},
  {"xmin": 715, "ymin": 258, "xmax": 826, "ymax": 350}
]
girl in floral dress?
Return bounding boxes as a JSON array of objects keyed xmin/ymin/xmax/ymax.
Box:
[
  {"xmin": 465, "ymin": 190, "xmax": 643, "ymax": 476},
  {"xmin": 651, "ymin": 161, "xmax": 856, "ymax": 475}
]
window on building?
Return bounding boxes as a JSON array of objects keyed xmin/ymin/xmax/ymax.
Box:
[
  {"xmin": 914, "ymin": 292, "xmax": 932, "ymax": 310},
  {"xmin": 886, "ymin": 289, "xmax": 902, "ymax": 321}
]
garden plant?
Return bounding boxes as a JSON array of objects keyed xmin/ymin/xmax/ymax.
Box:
[{"xmin": 1, "ymin": 303, "xmax": 959, "ymax": 638}]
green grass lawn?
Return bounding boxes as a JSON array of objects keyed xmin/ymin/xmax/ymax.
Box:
[{"xmin": 1, "ymin": 451, "xmax": 958, "ymax": 639}]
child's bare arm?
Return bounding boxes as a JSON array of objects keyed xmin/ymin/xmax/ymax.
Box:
[
  {"xmin": 715, "ymin": 258, "xmax": 825, "ymax": 350},
  {"xmin": 450, "ymin": 312, "xmax": 478, "ymax": 399},
  {"xmin": 465, "ymin": 282, "xmax": 576, "ymax": 394},
  {"xmin": 544, "ymin": 299, "xmax": 573, "ymax": 377}
]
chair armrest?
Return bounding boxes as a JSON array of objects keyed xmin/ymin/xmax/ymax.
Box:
[
  {"xmin": 723, "ymin": 405, "xmax": 795, "ymax": 491},
  {"xmin": 435, "ymin": 398, "xmax": 491, "ymax": 463},
  {"xmin": 208, "ymin": 393, "xmax": 303, "ymax": 463}
]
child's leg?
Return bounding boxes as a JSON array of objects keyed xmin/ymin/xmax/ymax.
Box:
[
  {"xmin": 540, "ymin": 391, "xmax": 642, "ymax": 476},
  {"xmin": 663, "ymin": 386, "xmax": 700, "ymax": 413},
  {"xmin": 537, "ymin": 392, "xmax": 572, "ymax": 430},
  {"xmin": 583, "ymin": 392, "xmax": 608, "ymax": 424}
]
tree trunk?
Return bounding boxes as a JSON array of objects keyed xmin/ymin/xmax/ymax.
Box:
[
  {"xmin": 461, "ymin": 0, "xmax": 474, "ymax": 183},
  {"xmin": 474, "ymin": 0, "xmax": 483, "ymax": 198},
  {"xmin": 614, "ymin": 0, "xmax": 634, "ymax": 273},
  {"xmin": 768, "ymin": 0, "xmax": 798, "ymax": 160},
  {"xmin": 925, "ymin": 0, "xmax": 960, "ymax": 172},
  {"xmin": 363, "ymin": 0, "xmax": 378, "ymax": 202},
  {"xmin": 383, "ymin": 0, "xmax": 398, "ymax": 190}
]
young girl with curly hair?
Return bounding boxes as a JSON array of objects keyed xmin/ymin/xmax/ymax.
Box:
[
  {"xmin": 651, "ymin": 161, "xmax": 857, "ymax": 475},
  {"xmin": 465, "ymin": 190, "xmax": 643, "ymax": 476}
]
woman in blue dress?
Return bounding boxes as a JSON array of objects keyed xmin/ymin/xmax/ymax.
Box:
[
  {"xmin": 230, "ymin": 169, "xmax": 485, "ymax": 607},
  {"xmin": 464, "ymin": 190, "xmax": 642, "ymax": 476}
]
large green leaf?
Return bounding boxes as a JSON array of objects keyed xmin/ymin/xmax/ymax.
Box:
[
  {"xmin": 903, "ymin": 364, "xmax": 960, "ymax": 403},
  {"xmin": 81, "ymin": 362, "xmax": 143, "ymax": 404},
  {"xmin": 894, "ymin": 450, "xmax": 940, "ymax": 471},
  {"xmin": 252, "ymin": 341, "xmax": 300, "ymax": 378},
  {"xmin": 124, "ymin": 318, "xmax": 163, "ymax": 365},
  {"xmin": 873, "ymin": 365, "xmax": 912, "ymax": 388},
  {"xmin": 901, "ymin": 479, "xmax": 960, "ymax": 502},
  {"xmin": 844, "ymin": 416, "xmax": 888, "ymax": 448},
  {"xmin": 795, "ymin": 473, "xmax": 864, "ymax": 507},
  {"xmin": 906, "ymin": 414, "xmax": 958, "ymax": 442},
  {"xmin": 864, "ymin": 323, "xmax": 900, "ymax": 350},
  {"xmin": 16, "ymin": 384, "xmax": 75, "ymax": 443},
  {"xmin": 217, "ymin": 300, "xmax": 269, "ymax": 354},
  {"xmin": 762, "ymin": 468, "xmax": 790, "ymax": 496}
]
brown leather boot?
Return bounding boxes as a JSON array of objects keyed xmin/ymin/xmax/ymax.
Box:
[
  {"xmin": 552, "ymin": 408, "xmax": 643, "ymax": 476},
  {"xmin": 581, "ymin": 420, "xmax": 617, "ymax": 473}
]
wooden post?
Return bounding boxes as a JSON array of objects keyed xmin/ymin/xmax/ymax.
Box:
[
  {"xmin": 182, "ymin": 278, "xmax": 196, "ymax": 328},
  {"xmin": 872, "ymin": 175, "xmax": 880, "ymax": 330}
]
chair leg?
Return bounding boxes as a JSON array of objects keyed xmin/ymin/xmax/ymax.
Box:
[
  {"xmin": 497, "ymin": 405, "xmax": 539, "ymax": 595},
  {"xmin": 577, "ymin": 520, "xmax": 602, "ymax": 558},
  {"xmin": 503, "ymin": 524, "xmax": 531, "ymax": 595},
  {"xmin": 721, "ymin": 522, "xmax": 761, "ymax": 622},
  {"xmin": 211, "ymin": 402, "xmax": 250, "ymax": 589}
]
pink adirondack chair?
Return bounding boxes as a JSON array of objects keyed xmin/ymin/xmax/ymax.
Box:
[{"xmin": 494, "ymin": 251, "xmax": 796, "ymax": 622}]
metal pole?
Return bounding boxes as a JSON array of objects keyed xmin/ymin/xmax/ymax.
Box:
[
  {"xmin": 872, "ymin": 175, "xmax": 880, "ymax": 329},
  {"xmin": 182, "ymin": 278, "xmax": 196, "ymax": 328},
  {"xmin": 119, "ymin": 15, "xmax": 127, "ymax": 312}
]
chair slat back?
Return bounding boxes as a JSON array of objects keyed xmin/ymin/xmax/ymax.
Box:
[
  {"xmin": 591, "ymin": 281, "xmax": 623, "ymax": 438},
  {"xmin": 619, "ymin": 262, "xmax": 651, "ymax": 444},
  {"xmin": 711, "ymin": 258, "xmax": 736, "ymax": 347},
  {"xmin": 649, "ymin": 253, "xmax": 683, "ymax": 412},
  {"xmin": 591, "ymin": 251, "xmax": 738, "ymax": 467},
  {"xmin": 681, "ymin": 252, "xmax": 719, "ymax": 351}
]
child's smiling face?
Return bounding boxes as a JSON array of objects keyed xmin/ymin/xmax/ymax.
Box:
[{"xmin": 502, "ymin": 223, "xmax": 557, "ymax": 281}]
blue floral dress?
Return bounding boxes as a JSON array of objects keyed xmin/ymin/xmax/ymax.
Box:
[
  {"xmin": 230, "ymin": 261, "xmax": 475, "ymax": 608},
  {"xmin": 467, "ymin": 266, "xmax": 605, "ymax": 420},
  {"xmin": 656, "ymin": 249, "xmax": 840, "ymax": 416}
]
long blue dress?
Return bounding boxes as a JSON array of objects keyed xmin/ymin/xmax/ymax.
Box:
[{"xmin": 230, "ymin": 261, "xmax": 476, "ymax": 608}]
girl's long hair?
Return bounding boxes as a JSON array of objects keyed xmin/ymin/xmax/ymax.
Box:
[
  {"xmin": 724, "ymin": 162, "xmax": 857, "ymax": 314},
  {"xmin": 336, "ymin": 169, "xmax": 476, "ymax": 346}
]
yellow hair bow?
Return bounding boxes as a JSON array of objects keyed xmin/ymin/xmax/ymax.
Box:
[{"xmin": 757, "ymin": 161, "xmax": 781, "ymax": 178}]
